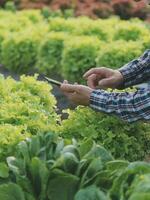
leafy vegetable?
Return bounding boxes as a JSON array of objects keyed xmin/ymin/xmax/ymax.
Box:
[
  {"xmin": 59, "ymin": 106, "xmax": 150, "ymax": 161},
  {"xmin": 0, "ymin": 183, "xmax": 25, "ymax": 200},
  {"xmin": 0, "ymin": 10, "xmax": 149, "ymax": 79},
  {"xmin": 0, "ymin": 75, "xmax": 58, "ymax": 160},
  {"xmin": 0, "ymin": 163, "xmax": 9, "ymax": 178},
  {"xmin": 0, "ymin": 132, "xmax": 113, "ymax": 199},
  {"xmin": 0, "ymin": 131, "xmax": 149, "ymax": 200},
  {"xmin": 74, "ymin": 185, "xmax": 108, "ymax": 200}
]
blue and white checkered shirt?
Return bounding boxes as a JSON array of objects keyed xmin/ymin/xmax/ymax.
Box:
[{"xmin": 90, "ymin": 50, "xmax": 150, "ymax": 122}]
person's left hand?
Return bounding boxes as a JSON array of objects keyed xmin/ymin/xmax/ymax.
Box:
[{"xmin": 60, "ymin": 81, "xmax": 93, "ymax": 106}]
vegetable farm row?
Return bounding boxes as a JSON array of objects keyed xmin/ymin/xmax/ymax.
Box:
[
  {"xmin": 0, "ymin": 10, "xmax": 150, "ymax": 82},
  {"xmin": 0, "ymin": 9, "xmax": 150, "ymax": 199},
  {"xmin": 0, "ymin": 75, "xmax": 150, "ymax": 200}
]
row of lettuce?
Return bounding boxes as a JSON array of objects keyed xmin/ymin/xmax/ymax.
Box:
[
  {"xmin": 0, "ymin": 74, "xmax": 149, "ymax": 199},
  {"xmin": 0, "ymin": 132, "xmax": 150, "ymax": 200},
  {"xmin": 0, "ymin": 75, "xmax": 150, "ymax": 162},
  {"xmin": 0, "ymin": 10, "xmax": 150, "ymax": 82}
]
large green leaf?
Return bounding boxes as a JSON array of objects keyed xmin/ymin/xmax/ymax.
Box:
[
  {"xmin": 80, "ymin": 157, "xmax": 104, "ymax": 187},
  {"xmin": 29, "ymin": 157, "xmax": 49, "ymax": 199},
  {"xmin": 78, "ymin": 139, "xmax": 94, "ymax": 158},
  {"xmin": 127, "ymin": 174, "xmax": 150, "ymax": 199},
  {"xmin": 106, "ymin": 160, "xmax": 129, "ymax": 172},
  {"xmin": 0, "ymin": 183, "xmax": 25, "ymax": 200},
  {"xmin": 17, "ymin": 140, "xmax": 30, "ymax": 163},
  {"xmin": 7, "ymin": 156, "xmax": 24, "ymax": 175},
  {"xmin": 52, "ymin": 152, "xmax": 79, "ymax": 174},
  {"xmin": 126, "ymin": 162, "xmax": 150, "ymax": 174},
  {"xmin": 74, "ymin": 185, "xmax": 108, "ymax": 200},
  {"xmin": 47, "ymin": 169, "xmax": 79, "ymax": 200},
  {"xmin": 109, "ymin": 162, "xmax": 150, "ymax": 200},
  {"xmin": 129, "ymin": 193, "xmax": 150, "ymax": 200},
  {"xmin": 24, "ymin": 192, "xmax": 35, "ymax": 200},
  {"xmin": 0, "ymin": 162, "xmax": 9, "ymax": 178},
  {"xmin": 84, "ymin": 145, "xmax": 113, "ymax": 163},
  {"xmin": 62, "ymin": 145, "xmax": 80, "ymax": 160},
  {"xmin": 29, "ymin": 136, "xmax": 41, "ymax": 157}
]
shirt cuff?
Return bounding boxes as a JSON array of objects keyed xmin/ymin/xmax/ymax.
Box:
[
  {"xmin": 90, "ymin": 90, "xmax": 96, "ymax": 107},
  {"xmin": 90, "ymin": 90, "xmax": 99, "ymax": 109},
  {"xmin": 90, "ymin": 89, "xmax": 106, "ymax": 110},
  {"xmin": 118, "ymin": 66, "xmax": 129, "ymax": 88}
]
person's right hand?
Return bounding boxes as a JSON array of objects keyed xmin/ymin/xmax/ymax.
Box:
[{"xmin": 83, "ymin": 67, "xmax": 124, "ymax": 89}]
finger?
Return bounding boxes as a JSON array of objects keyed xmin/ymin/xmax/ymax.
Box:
[
  {"xmin": 98, "ymin": 78, "xmax": 113, "ymax": 89},
  {"xmin": 63, "ymin": 91, "xmax": 75, "ymax": 98},
  {"xmin": 68, "ymin": 92, "xmax": 77, "ymax": 100},
  {"xmin": 87, "ymin": 74, "xmax": 97, "ymax": 89},
  {"xmin": 83, "ymin": 68, "xmax": 103, "ymax": 79},
  {"xmin": 63, "ymin": 91, "xmax": 77, "ymax": 103},
  {"xmin": 60, "ymin": 84, "xmax": 79, "ymax": 93},
  {"xmin": 63, "ymin": 80, "xmax": 68, "ymax": 84}
]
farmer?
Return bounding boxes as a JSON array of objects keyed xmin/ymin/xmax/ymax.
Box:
[
  {"xmin": 60, "ymin": 1, "xmax": 150, "ymax": 123},
  {"xmin": 60, "ymin": 49, "xmax": 150, "ymax": 122}
]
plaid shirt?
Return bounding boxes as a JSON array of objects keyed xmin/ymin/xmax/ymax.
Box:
[{"xmin": 90, "ymin": 50, "xmax": 150, "ymax": 122}]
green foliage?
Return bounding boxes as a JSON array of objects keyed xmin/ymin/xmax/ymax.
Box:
[
  {"xmin": 37, "ymin": 32, "xmax": 67, "ymax": 74},
  {"xmin": 74, "ymin": 185, "xmax": 108, "ymax": 200},
  {"xmin": 0, "ymin": 162, "xmax": 9, "ymax": 178},
  {"xmin": 142, "ymin": 34, "xmax": 150, "ymax": 50},
  {"xmin": 61, "ymin": 36, "xmax": 102, "ymax": 82},
  {"xmin": 4, "ymin": 1, "xmax": 16, "ymax": 12},
  {"xmin": 96, "ymin": 40, "xmax": 143, "ymax": 69},
  {"xmin": 2, "ymin": 132, "xmax": 113, "ymax": 200},
  {"xmin": 109, "ymin": 162, "xmax": 150, "ymax": 200},
  {"xmin": 72, "ymin": 17, "xmax": 111, "ymax": 41},
  {"xmin": 0, "ymin": 10, "xmax": 149, "ymax": 197},
  {"xmin": 49, "ymin": 17, "xmax": 75, "ymax": 33},
  {"xmin": 0, "ymin": 132, "xmax": 149, "ymax": 200},
  {"xmin": 0, "ymin": 10, "xmax": 149, "ymax": 78},
  {"xmin": 0, "ymin": 30, "xmax": 8, "ymax": 61},
  {"xmin": 58, "ymin": 106, "xmax": 150, "ymax": 161},
  {"xmin": 0, "ymin": 125, "xmax": 30, "ymax": 161},
  {"xmin": 0, "ymin": 74, "xmax": 58, "ymax": 160},
  {"xmin": 113, "ymin": 21, "xmax": 150, "ymax": 41},
  {"xmin": 41, "ymin": 7, "xmax": 74, "ymax": 19},
  {"xmin": 41, "ymin": 7, "xmax": 51, "ymax": 19},
  {"xmin": 0, "ymin": 183, "xmax": 25, "ymax": 200},
  {"xmin": 128, "ymin": 174, "xmax": 150, "ymax": 199},
  {"xmin": 17, "ymin": 10, "xmax": 44, "ymax": 24},
  {"xmin": 0, "ymin": 12, "xmax": 32, "ymax": 33},
  {"xmin": 63, "ymin": 9, "xmax": 75, "ymax": 19},
  {"xmin": 1, "ymin": 32, "xmax": 40, "ymax": 73}
]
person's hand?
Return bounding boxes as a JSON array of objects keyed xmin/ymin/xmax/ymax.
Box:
[
  {"xmin": 83, "ymin": 67, "xmax": 124, "ymax": 89},
  {"xmin": 60, "ymin": 81, "xmax": 93, "ymax": 106}
]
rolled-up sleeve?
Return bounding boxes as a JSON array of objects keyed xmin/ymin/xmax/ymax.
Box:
[
  {"xmin": 90, "ymin": 87, "xmax": 150, "ymax": 123},
  {"xmin": 119, "ymin": 50, "xmax": 150, "ymax": 88}
]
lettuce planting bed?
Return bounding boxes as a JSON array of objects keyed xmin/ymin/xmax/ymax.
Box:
[
  {"xmin": 0, "ymin": 75, "xmax": 149, "ymax": 199},
  {"xmin": 0, "ymin": 9, "xmax": 149, "ymax": 199}
]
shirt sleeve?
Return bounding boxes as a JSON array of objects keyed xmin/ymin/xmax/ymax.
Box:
[
  {"xmin": 90, "ymin": 87, "xmax": 150, "ymax": 123},
  {"xmin": 119, "ymin": 50, "xmax": 150, "ymax": 88}
]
